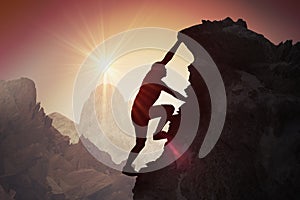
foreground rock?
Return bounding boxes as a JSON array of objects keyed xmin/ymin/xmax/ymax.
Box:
[{"xmin": 0, "ymin": 78, "xmax": 134, "ymax": 200}]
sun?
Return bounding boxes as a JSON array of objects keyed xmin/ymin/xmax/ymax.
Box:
[{"xmin": 101, "ymin": 67, "xmax": 122, "ymax": 85}]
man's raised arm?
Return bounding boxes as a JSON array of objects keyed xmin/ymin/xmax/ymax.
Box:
[{"xmin": 159, "ymin": 40, "xmax": 181, "ymax": 65}]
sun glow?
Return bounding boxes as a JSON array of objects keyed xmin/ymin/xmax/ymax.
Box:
[{"xmin": 101, "ymin": 67, "xmax": 121, "ymax": 84}]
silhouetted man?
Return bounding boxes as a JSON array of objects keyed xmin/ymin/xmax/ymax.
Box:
[{"xmin": 122, "ymin": 62, "xmax": 186, "ymax": 175}]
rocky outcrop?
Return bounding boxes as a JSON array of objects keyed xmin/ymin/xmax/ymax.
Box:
[
  {"xmin": 0, "ymin": 78, "xmax": 134, "ymax": 200},
  {"xmin": 133, "ymin": 18, "xmax": 300, "ymax": 200}
]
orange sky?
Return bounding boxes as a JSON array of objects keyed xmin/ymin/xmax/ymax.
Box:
[{"xmin": 0, "ymin": 0, "xmax": 299, "ymax": 119}]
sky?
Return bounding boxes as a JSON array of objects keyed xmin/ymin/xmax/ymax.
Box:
[{"xmin": 0, "ymin": 0, "xmax": 299, "ymax": 120}]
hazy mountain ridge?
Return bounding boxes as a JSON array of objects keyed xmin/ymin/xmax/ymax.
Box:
[
  {"xmin": 133, "ymin": 18, "xmax": 300, "ymax": 200},
  {"xmin": 49, "ymin": 112, "xmax": 79, "ymax": 144},
  {"xmin": 0, "ymin": 78, "xmax": 134, "ymax": 200}
]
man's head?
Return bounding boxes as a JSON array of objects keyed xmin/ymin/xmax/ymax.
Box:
[{"xmin": 150, "ymin": 62, "xmax": 167, "ymax": 78}]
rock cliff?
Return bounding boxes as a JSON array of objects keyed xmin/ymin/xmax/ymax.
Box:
[{"xmin": 133, "ymin": 18, "xmax": 300, "ymax": 200}]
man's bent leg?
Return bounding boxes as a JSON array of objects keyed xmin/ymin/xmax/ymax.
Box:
[
  {"xmin": 149, "ymin": 105, "xmax": 175, "ymax": 138},
  {"xmin": 123, "ymin": 137, "xmax": 146, "ymax": 175},
  {"xmin": 125, "ymin": 137, "xmax": 146, "ymax": 166},
  {"xmin": 123, "ymin": 123, "xmax": 147, "ymax": 175}
]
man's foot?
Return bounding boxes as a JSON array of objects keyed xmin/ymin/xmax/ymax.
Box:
[
  {"xmin": 122, "ymin": 165, "xmax": 139, "ymax": 176},
  {"xmin": 153, "ymin": 131, "xmax": 168, "ymax": 140},
  {"xmin": 122, "ymin": 171, "xmax": 139, "ymax": 176}
]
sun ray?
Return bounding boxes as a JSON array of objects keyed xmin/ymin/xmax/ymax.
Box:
[{"xmin": 78, "ymin": 10, "xmax": 99, "ymax": 48}]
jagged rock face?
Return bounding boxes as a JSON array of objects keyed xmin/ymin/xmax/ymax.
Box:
[
  {"xmin": 49, "ymin": 112, "xmax": 80, "ymax": 144},
  {"xmin": 133, "ymin": 18, "xmax": 300, "ymax": 200},
  {"xmin": 181, "ymin": 17, "xmax": 300, "ymax": 96},
  {"xmin": 0, "ymin": 78, "xmax": 52, "ymax": 129},
  {"xmin": 0, "ymin": 78, "xmax": 134, "ymax": 200},
  {"xmin": 0, "ymin": 78, "xmax": 63, "ymax": 200}
]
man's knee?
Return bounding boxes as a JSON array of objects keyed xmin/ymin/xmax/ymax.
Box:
[{"xmin": 163, "ymin": 105, "xmax": 175, "ymax": 118}]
